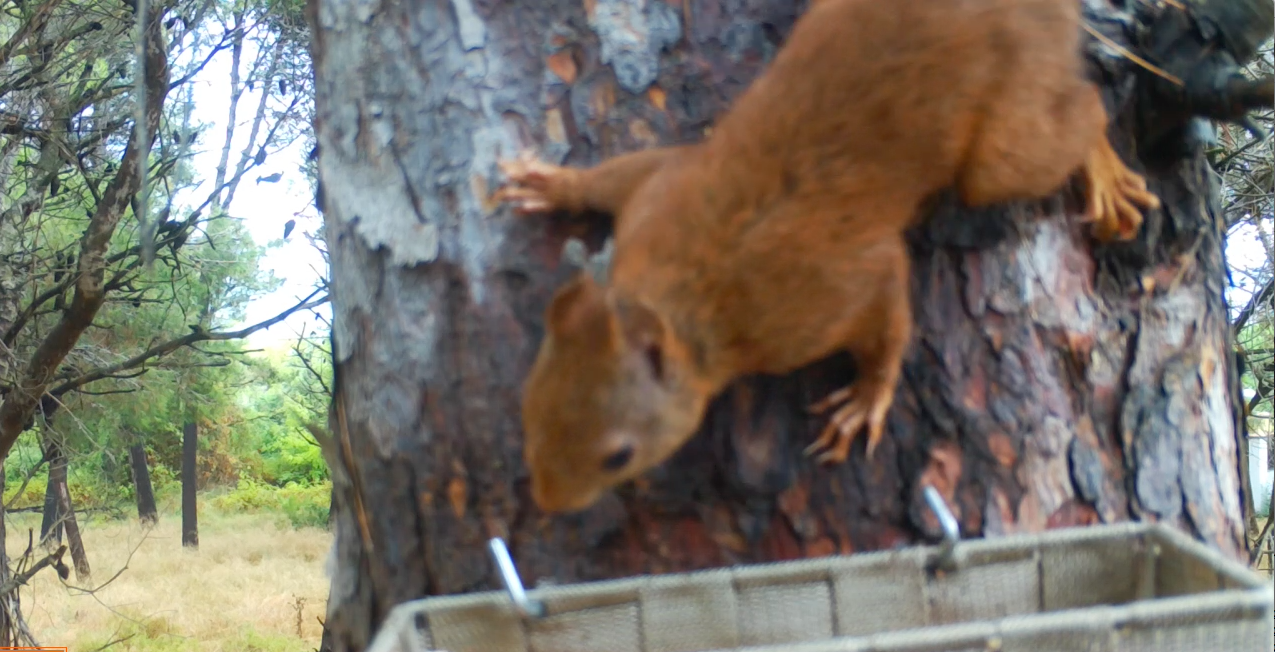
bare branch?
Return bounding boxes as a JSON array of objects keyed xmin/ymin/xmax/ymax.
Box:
[
  {"xmin": 1232, "ymin": 276, "xmax": 1274, "ymax": 336},
  {"xmin": 49, "ymin": 290, "xmax": 328, "ymax": 396},
  {"xmin": 0, "ymin": 545, "xmax": 68, "ymax": 598}
]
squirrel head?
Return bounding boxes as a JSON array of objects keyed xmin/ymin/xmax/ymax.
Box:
[{"xmin": 520, "ymin": 272, "xmax": 709, "ymax": 513}]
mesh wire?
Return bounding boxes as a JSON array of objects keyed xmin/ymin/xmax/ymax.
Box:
[{"xmin": 366, "ymin": 523, "xmax": 1274, "ymax": 652}]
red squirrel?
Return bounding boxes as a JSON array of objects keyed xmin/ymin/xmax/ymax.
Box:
[{"xmin": 496, "ymin": 0, "xmax": 1160, "ymax": 514}]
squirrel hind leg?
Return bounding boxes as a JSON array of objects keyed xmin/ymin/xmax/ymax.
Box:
[
  {"xmin": 804, "ymin": 269, "xmax": 911, "ymax": 466},
  {"xmin": 1081, "ymin": 135, "xmax": 1161, "ymax": 242},
  {"xmin": 804, "ymin": 379, "xmax": 894, "ymax": 465}
]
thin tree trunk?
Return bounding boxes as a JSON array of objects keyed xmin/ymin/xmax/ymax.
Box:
[
  {"xmin": 0, "ymin": 461, "xmax": 12, "ymax": 647},
  {"xmin": 38, "ymin": 439, "xmax": 63, "ymax": 549},
  {"xmin": 181, "ymin": 422, "xmax": 198, "ymax": 548},
  {"xmin": 311, "ymin": 0, "xmax": 1262, "ymax": 648},
  {"xmin": 54, "ymin": 473, "xmax": 89, "ymax": 580},
  {"xmin": 129, "ymin": 443, "xmax": 158, "ymax": 525}
]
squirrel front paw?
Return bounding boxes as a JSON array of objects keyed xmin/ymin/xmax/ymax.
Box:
[
  {"xmin": 495, "ymin": 151, "xmax": 579, "ymax": 215},
  {"xmin": 1082, "ymin": 138, "xmax": 1160, "ymax": 242}
]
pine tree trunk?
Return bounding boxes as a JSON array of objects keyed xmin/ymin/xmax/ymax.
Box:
[
  {"xmin": 55, "ymin": 475, "xmax": 90, "ymax": 580},
  {"xmin": 129, "ymin": 443, "xmax": 158, "ymax": 525},
  {"xmin": 310, "ymin": 0, "xmax": 1253, "ymax": 649},
  {"xmin": 38, "ymin": 440, "xmax": 64, "ymax": 549},
  {"xmin": 181, "ymin": 422, "xmax": 198, "ymax": 548}
]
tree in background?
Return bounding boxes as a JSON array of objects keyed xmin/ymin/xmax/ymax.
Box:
[
  {"xmin": 1215, "ymin": 40, "xmax": 1275, "ymax": 559},
  {"xmin": 0, "ymin": 0, "xmax": 321, "ymax": 642},
  {"xmin": 310, "ymin": 0, "xmax": 1272, "ymax": 648}
]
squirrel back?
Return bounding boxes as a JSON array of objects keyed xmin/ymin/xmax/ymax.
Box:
[{"xmin": 508, "ymin": 0, "xmax": 1159, "ymax": 513}]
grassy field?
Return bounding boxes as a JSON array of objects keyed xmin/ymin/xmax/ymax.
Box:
[{"xmin": 8, "ymin": 510, "xmax": 332, "ymax": 652}]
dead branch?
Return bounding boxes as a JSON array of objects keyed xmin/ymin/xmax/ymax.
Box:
[{"xmin": 0, "ymin": 545, "xmax": 67, "ymax": 598}]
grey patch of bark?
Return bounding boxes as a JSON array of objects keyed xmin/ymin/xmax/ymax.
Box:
[{"xmin": 590, "ymin": 0, "xmax": 682, "ymax": 94}]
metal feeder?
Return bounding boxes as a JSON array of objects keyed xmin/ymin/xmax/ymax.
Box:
[{"xmin": 369, "ymin": 486, "xmax": 1273, "ymax": 652}]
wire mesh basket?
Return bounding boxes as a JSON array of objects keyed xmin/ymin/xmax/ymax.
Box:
[{"xmin": 368, "ymin": 492, "xmax": 1273, "ymax": 652}]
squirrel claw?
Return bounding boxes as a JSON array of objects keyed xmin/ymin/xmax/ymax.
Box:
[
  {"xmin": 495, "ymin": 151, "xmax": 574, "ymax": 215},
  {"xmin": 804, "ymin": 384, "xmax": 888, "ymax": 465},
  {"xmin": 807, "ymin": 385, "xmax": 854, "ymax": 414},
  {"xmin": 493, "ymin": 186, "xmax": 556, "ymax": 214},
  {"xmin": 1082, "ymin": 139, "xmax": 1160, "ymax": 242}
]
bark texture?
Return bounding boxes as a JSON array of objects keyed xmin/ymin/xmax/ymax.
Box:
[{"xmin": 310, "ymin": 0, "xmax": 1253, "ymax": 649}]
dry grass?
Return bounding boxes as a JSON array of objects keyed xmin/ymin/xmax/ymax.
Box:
[{"xmin": 8, "ymin": 510, "xmax": 332, "ymax": 652}]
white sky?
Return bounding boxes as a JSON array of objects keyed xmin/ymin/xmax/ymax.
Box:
[
  {"xmin": 174, "ymin": 33, "xmax": 1272, "ymax": 355},
  {"xmin": 179, "ymin": 38, "xmax": 329, "ymax": 352}
]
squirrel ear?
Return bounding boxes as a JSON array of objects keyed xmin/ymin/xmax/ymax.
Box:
[
  {"xmin": 545, "ymin": 274, "xmax": 614, "ymax": 346},
  {"xmin": 612, "ymin": 295, "xmax": 667, "ymax": 380}
]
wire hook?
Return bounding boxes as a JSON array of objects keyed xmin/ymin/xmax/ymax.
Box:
[
  {"xmin": 922, "ymin": 485, "xmax": 960, "ymax": 572},
  {"xmin": 488, "ymin": 537, "xmax": 547, "ymax": 619}
]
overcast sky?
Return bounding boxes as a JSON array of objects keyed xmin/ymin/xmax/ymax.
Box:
[{"xmin": 181, "ymin": 38, "xmax": 328, "ymax": 351}]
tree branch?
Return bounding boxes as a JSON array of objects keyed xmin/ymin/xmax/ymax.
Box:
[
  {"xmin": 1232, "ymin": 276, "xmax": 1273, "ymax": 336},
  {"xmin": 0, "ymin": 4, "xmax": 170, "ymax": 461},
  {"xmin": 0, "ymin": 545, "xmax": 68, "ymax": 598},
  {"xmin": 48, "ymin": 290, "xmax": 328, "ymax": 396}
]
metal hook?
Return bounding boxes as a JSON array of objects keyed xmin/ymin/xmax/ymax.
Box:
[
  {"xmin": 487, "ymin": 538, "xmax": 547, "ymax": 619},
  {"xmin": 922, "ymin": 485, "xmax": 960, "ymax": 572}
]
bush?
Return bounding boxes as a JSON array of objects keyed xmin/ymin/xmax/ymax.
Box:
[
  {"xmin": 279, "ymin": 484, "xmax": 331, "ymax": 529},
  {"xmin": 3, "ymin": 473, "xmax": 48, "ymax": 508},
  {"xmin": 210, "ymin": 479, "xmax": 331, "ymax": 529},
  {"xmin": 261, "ymin": 431, "xmax": 328, "ymax": 486}
]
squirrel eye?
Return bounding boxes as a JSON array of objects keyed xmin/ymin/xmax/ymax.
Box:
[{"xmin": 602, "ymin": 445, "xmax": 634, "ymax": 472}]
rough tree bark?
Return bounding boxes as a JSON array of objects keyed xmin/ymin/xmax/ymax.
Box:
[
  {"xmin": 310, "ymin": 0, "xmax": 1263, "ymax": 648},
  {"xmin": 181, "ymin": 422, "xmax": 198, "ymax": 548},
  {"xmin": 129, "ymin": 442, "xmax": 158, "ymax": 525}
]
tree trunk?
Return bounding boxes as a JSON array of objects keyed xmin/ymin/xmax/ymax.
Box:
[
  {"xmin": 38, "ymin": 440, "xmax": 64, "ymax": 549},
  {"xmin": 55, "ymin": 472, "xmax": 90, "ymax": 580},
  {"xmin": 0, "ymin": 461, "xmax": 12, "ymax": 647},
  {"xmin": 311, "ymin": 0, "xmax": 1253, "ymax": 648},
  {"xmin": 129, "ymin": 443, "xmax": 159, "ymax": 525},
  {"xmin": 181, "ymin": 422, "xmax": 198, "ymax": 548}
]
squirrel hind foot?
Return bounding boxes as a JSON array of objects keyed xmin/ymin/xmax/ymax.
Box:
[
  {"xmin": 1082, "ymin": 138, "xmax": 1161, "ymax": 242},
  {"xmin": 804, "ymin": 383, "xmax": 889, "ymax": 465}
]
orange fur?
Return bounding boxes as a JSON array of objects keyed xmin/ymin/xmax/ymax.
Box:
[{"xmin": 497, "ymin": 0, "xmax": 1160, "ymax": 514}]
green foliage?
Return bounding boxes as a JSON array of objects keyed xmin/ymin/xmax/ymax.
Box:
[
  {"xmin": 7, "ymin": 335, "xmax": 334, "ymax": 531},
  {"xmin": 209, "ymin": 478, "xmax": 331, "ymax": 529},
  {"xmin": 262, "ymin": 430, "xmax": 327, "ymax": 486}
]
